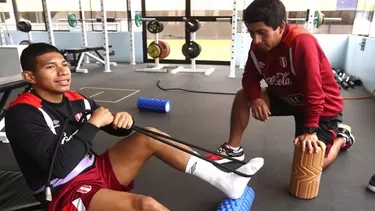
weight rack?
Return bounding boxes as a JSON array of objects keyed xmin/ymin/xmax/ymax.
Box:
[
  {"xmin": 136, "ymin": 22, "xmax": 182, "ymax": 73},
  {"xmin": 170, "ymin": 17, "xmax": 215, "ymax": 75}
]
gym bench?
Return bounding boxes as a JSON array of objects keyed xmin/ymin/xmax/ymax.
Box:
[
  {"xmin": 61, "ymin": 45, "xmax": 116, "ymax": 74},
  {"xmin": 0, "ymin": 74, "xmax": 29, "ymax": 143}
]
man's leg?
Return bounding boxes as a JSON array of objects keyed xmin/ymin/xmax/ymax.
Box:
[
  {"xmin": 89, "ymin": 127, "xmax": 264, "ymax": 210},
  {"xmin": 206, "ymin": 88, "xmax": 295, "ymax": 164},
  {"xmin": 321, "ymin": 123, "xmax": 355, "ymax": 169}
]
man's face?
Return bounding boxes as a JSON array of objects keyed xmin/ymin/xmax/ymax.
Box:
[
  {"xmin": 24, "ymin": 52, "xmax": 71, "ymax": 95},
  {"xmin": 246, "ymin": 21, "xmax": 285, "ymax": 51}
]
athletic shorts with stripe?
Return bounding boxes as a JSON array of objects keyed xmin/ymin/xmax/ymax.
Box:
[
  {"xmin": 266, "ymin": 89, "xmax": 343, "ymax": 156},
  {"xmin": 46, "ymin": 151, "xmax": 134, "ymax": 211}
]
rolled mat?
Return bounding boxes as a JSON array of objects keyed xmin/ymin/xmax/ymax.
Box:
[
  {"xmin": 289, "ymin": 141, "xmax": 326, "ymax": 199},
  {"xmin": 136, "ymin": 97, "xmax": 171, "ymax": 113},
  {"xmin": 217, "ymin": 186, "xmax": 255, "ymax": 211}
]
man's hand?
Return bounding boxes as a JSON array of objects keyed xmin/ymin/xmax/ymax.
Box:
[
  {"xmin": 251, "ymin": 98, "xmax": 271, "ymax": 121},
  {"xmin": 293, "ymin": 133, "xmax": 324, "ymax": 153},
  {"xmin": 112, "ymin": 112, "xmax": 133, "ymax": 130},
  {"xmin": 88, "ymin": 107, "xmax": 114, "ymax": 128}
]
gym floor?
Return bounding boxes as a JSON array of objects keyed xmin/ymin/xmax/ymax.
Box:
[{"xmin": 1, "ymin": 63, "xmax": 375, "ymax": 211}]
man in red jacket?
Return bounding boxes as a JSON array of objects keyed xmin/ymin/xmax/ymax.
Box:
[{"xmin": 206, "ymin": 0, "xmax": 355, "ymax": 169}]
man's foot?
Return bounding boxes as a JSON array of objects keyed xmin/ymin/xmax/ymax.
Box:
[
  {"xmin": 368, "ymin": 174, "xmax": 375, "ymax": 192},
  {"xmin": 205, "ymin": 142, "xmax": 245, "ymax": 164},
  {"xmin": 222, "ymin": 157, "xmax": 264, "ymax": 199},
  {"xmin": 337, "ymin": 123, "xmax": 355, "ymax": 151}
]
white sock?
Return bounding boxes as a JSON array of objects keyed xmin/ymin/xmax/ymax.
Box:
[
  {"xmin": 228, "ymin": 145, "xmax": 240, "ymax": 150},
  {"xmin": 185, "ymin": 153, "xmax": 264, "ymax": 199}
]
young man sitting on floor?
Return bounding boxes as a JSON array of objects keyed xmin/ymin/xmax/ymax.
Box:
[
  {"xmin": 5, "ymin": 43, "xmax": 264, "ymax": 211},
  {"xmin": 206, "ymin": 0, "xmax": 355, "ymax": 169}
]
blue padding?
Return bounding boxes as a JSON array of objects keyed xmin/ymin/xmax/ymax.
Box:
[
  {"xmin": 137, "ymin": 97, "xmax": 171, "ymax": 113},
  {"xmin": 217, "ymin": 186, "xmax": 255, "ymax": 211}
]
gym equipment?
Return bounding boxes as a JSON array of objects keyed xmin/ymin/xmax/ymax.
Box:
[
  {"xmin": 135, "ymin": 12, "xmax": 143, "ymax": 27},
  {"xmin": 333, "ymin": 69, "xmax": 349, "ymax": 90},
  {"xmin": 137, "ymin": 97, "xmax": 171, "ymax": 113},
  {"xmin": 183, "ymin": 17, "xmax": 201, "ymax": 33},
  {"xmin": 170, "ymin": 17, "xmax": 215, "ymax": 76},
  {"xmin": 334, "ymin": 69, "xmax": 360, "ymax": 88},
  {"xmin": 147, "ymin": 20, "xmax": 164, "ymax": 34},
  {"xmin": 289, "ymin": 140, "xmax": 326, "ymax": 199},
  {"xmin": 147, "ymin": 43, "xmax": 162, "ymax": 59},
  {"xmin": 0, "ymin": 169, "xmax": 44, "ymax": 210},
  {"xmin": 0, "ymin": 74, "xmax": 29, "ymax": 143},
  {"xmin": 136, "ymin": 24, "xmax": 181, "ymax": 73},
  {"xmin": 182, "ymin": 41, "xmax": 202, "ymax": 59},
  {"xmin": 16, "ymin": 19, "xmax": 32, "ymax": 33},
  {"xmin": 157, "ymin": 40, "xmax": 171, "ymax": 59},
  {"xmin": 151, "ymin": 40, "xmax": 170, "ymax": 59},
  {"xmin": 60, "ymin": 46, "xmax": 116, "ymax": 73},
  {"xmin": 217, "ymin": 186, "xmax": 255, "ymax": 211},
  {"xmin": 65, "ymin": 12, "xmax": 144, "ymax": 28}
]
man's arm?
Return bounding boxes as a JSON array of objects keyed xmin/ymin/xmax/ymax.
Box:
[
  {"xmin": 292, "ymin": 34, "xmax": 325, "ymax": 128},
  {"xmin": 242, "ymin": 50, "xmax": 263, "ymax": 101},
  {"xmin": 5, "ymin": 104, "xmax": 100, "ymax": 178},
  {"xmin": 86, "ymin": 97, "xmax": 133, "ymax": 136}
]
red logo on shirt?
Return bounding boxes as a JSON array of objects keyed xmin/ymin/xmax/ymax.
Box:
[
  {"xmin": 279, "ymin": 57, "xmax": 287, "ymax": 68},
  {"xmin": 77, "ymin": 185, "xmax": 92, "ymax": 194}
]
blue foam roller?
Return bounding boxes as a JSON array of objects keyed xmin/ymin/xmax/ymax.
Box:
[
  {"xmin": 137, "ymin": 97, "xmax": 171, "ymax": 113},
  {"xmin": 217, "ymin": 186, "xmax": 255, "ymax": 211}
]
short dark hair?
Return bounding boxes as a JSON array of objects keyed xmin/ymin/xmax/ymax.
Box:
[
  {"xmin": 20, "ymin": 42, "xmax": 62, "ymax": 72},
  {"xmin": 243, "ymin": 0, "xmax": 287, "ymax": 30}
]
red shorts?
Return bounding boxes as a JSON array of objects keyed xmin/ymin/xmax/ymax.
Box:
[{"xmin": 46, "ymin": 151, "xmax": 134, "ymax": 211}]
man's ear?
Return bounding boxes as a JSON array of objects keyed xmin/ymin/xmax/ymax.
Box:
[
  {"xmin": 278, "ymin": 22, "xmax": 286, "ymax": 34},
  {"xmin": 21, "ymin": 71, "xmax": 36, "ymax": 84}
]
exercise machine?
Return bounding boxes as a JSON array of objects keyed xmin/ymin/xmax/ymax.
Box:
[{"xmin": 43, "ymin": 0, "xmax": 116, "ymax": 73}]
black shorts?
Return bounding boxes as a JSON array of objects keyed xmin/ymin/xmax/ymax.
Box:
[{"xmin": 266, "ymin": 89, "xmax": 343, "ymax": 146}]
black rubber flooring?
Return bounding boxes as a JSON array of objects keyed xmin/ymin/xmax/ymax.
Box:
[{"xmin": 1, "ymin": 63, "xmax": 375, "ymax": 211}]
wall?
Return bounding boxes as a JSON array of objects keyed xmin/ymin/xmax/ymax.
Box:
[
  {"xmin": 345, "ymin": 36, "xmax": 375, "ymax": 93},
  {"xmin": 7, "ymin": 31, "xmax": 144, "ymax": 63}
]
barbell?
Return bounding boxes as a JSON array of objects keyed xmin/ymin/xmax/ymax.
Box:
[
  {"xmin": 215, "ymin": 11, "xmax": 341, "ymax": 28},
  {"xmin": 61, "ymin": 12, "xmax": 153, "ymax": 28}
]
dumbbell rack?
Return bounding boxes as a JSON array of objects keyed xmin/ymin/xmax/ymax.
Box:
[{"xmin": 170, "ymin": 31, "xmax": 215, "ymax": 75}]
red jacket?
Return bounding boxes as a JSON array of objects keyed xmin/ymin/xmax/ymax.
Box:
[{"xmin": 242, "ymin": 24, "xmax": 343, "ymax": 128}]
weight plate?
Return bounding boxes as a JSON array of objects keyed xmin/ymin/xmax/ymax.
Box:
[
  {"xmin": 152, "ymin": 40, "xmax": 170, "ymax": 59},
  {"xmin": 158, "ymin": 23, "xmax": 164, "ymax": 33},
  {"xmin": 68, "ymin": 13, "xmax": 78, "ymax": 28},
  {"xmin": 17, "ymin": 20, "xmax": 32, "ymax": 33},
  {"xmin": 182, "ymin": 41, "xmax": 201, "ymax": 59},
  {"xmin": 147, "ymin": 20, "xmax": 162, "ymax": 34},
  {"xmin": 135, "ymin": 12, "xmax": 142, "ymax": 27},
  {"xmin": 316, "ymin": 11, "xmax": 324, "ymax": 28},
  {"xmin": 186, "ymin": 19, "xmax": 201, "ymax": 33},
  {"xmin": 147, "ymin": 43, "xmax": 162, "ymax": 59},
  {"xmin": 19, "ymin": 40, "xmax": 32, "ymax": 45}
]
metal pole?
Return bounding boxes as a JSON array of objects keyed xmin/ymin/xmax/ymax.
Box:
[
  {"xmin": 41, "ymin": 0, "xmax": 55, "ymax": 45},
  {"xmin": 79, "ymin": 0, "xmax": 90, "ymax": 63},
  {"xmin": 0, "ymin": 21, "xmax": 5, "ymax": 45},
  {"xmin": 127, "ymin": 0, "xmax": 136, "ymax": 65},
  {"xmin": 11, "ymin": 0, "xmax": 20, "ymax": 29},
  {"xmin": 101, "ymin": 0, "xmax": 111, "ymax": 72},
  {"xmin": 229, "ymin": 0, "xmax": 238, "ymax": 78},
  {"xmin": 239, "ymin": 21, "xmax": 247, "ymax": 69}
]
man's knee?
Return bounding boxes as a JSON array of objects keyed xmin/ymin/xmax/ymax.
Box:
[
  {"xmin": 135, "ymin": 127, "xmax": 169, "ymax": 143},
  {"xmin": 140, "ymin": 196, "xmax": 168, "ymax": 211},
  {"xmin": 235, "ymin": 88, "xmax": 269, "ymax": 106}
]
